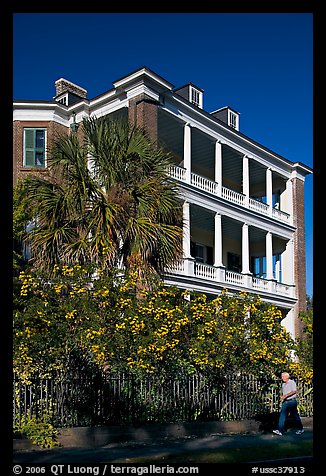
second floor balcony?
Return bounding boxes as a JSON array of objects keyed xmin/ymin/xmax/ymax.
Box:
[
  {"xmin": 168, "ymin": 165, "xmax": 291, "ymax": 224},
  {"xmin": 158, "ymin": 111, "xmax": 293, "ymax": 226}
]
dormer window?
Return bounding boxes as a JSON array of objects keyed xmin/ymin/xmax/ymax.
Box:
[
  {"xmin": 210, "ymin": 106, "xmax": 240, "ymax": 131},
  {"xmin": 174, "ymin": 83, "xmax": 204, "ymax": 109},
  {"xmin": 190, "ymin": 86, "xmax": 203, "ymax": 108},
  {"xmin": 229, "ymin": 110, "xmax": 239, "ymax": 130},
  {"xmin": 56, "ymin": 93, "xmax": 68, "ymax": 106},
  {"xmin": 190, "ymin": 87, "xmax": 200, "ymax": 107}
]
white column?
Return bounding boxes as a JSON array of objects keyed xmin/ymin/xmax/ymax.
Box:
[
  {"xmin": 215, "ymin": 140, "xmax": 222, "ymax": 195},
  {"xmin": 266, "ymin": 231, "xmax": 274, "ymax": 280},
  {"xmin": 183, "ymin": 201, "xmax": 191, "ymax": 259},
  {"xmin": 283, "ymin": 178, "xmax": 293, "ymax": 222},
  {"xmin": 266, "ymin": 168, "xmax": 273, "ymax": 215},
  {"xmin": 183, "ymin": 123, "xmax": 191, "ymax": 183},
  {"xmin": 243, "ymin": 155, "xmax": 250, "ymax": 207},
  {"xmin": 281, "ymin": 308, "xmax": 296, "ymax": 339},
  {"xmin": 241, "ymin": 223, "xmax": 251, "ymax": 274},
  {"xmin": 214, "ymin": 212, "xmax": 223, "ymax": 267},
  {"xmin": 282, "ymin": 238, "xmax": 294, "ymax": 285},
  {"xmin": 183, "ymin": 200, "xmax": 194, "ymax": 277},
  {"xmin": 275, "ymin": 256, "xmax": 281, "ymax": 283}
]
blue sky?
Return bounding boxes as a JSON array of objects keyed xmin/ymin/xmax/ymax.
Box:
[{"xmin": 13, "ymin": 12, "xmax": 313, "ymax": 297}]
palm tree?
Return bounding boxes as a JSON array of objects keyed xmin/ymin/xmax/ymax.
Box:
[{"xmin": 18, "ymin": 115, "xmax": 184, "ymax": 285}]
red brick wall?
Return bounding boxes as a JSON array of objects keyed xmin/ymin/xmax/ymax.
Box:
[
  {"xmin": 13, "ymin": 121, "xmax": 69, "ymax": 185},
  {"xmin": 128, "ymin": 94, "xmax": 158, "ymax": 145},
  {"xmin": 292, "ymin": 177, "xmax": 307, "ymax": 337}
]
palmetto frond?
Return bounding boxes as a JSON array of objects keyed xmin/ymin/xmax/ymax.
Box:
[{"xmin": 18, "ymin": 116, "xmax": 184, "ymax": 280}]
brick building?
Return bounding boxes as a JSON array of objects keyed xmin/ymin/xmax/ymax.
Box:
[{"xmin": 13, "ymin": 66, "xmax": 312, "ymax": 338}]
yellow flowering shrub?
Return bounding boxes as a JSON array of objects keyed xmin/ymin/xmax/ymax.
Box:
[{"xmin": 13, "ymin": 265, "xmax": 313, "ymax": 383}]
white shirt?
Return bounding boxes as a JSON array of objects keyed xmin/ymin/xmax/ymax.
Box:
[{"xmin": 282, "ymin": 379, "xmax": 297, "ymax": 400}]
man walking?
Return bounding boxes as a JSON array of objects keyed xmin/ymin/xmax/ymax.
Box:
[{"xmin": 273, "ymin": 372, "xmax": 304, "ymax": 436}]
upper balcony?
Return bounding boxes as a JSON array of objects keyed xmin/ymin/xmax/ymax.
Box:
[
  {"xmin": 158, "ymin": 110, "xmax": 293, "ymax": 226},
  {"xmin": 168, "ymin": 165, "xmax": 291, "ymax": 224}
]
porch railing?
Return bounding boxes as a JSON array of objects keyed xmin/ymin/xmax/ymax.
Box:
[
  {"xmin": 168, "ymin": 165, "xmax": 290, "ymax": 224},
  {"xmin": 166, "ymin": 262, "xmax": 295, "ymax": 298}
]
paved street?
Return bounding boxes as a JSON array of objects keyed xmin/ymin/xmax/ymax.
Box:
[{"xmin": 13, "ymin": 428, "xmax": 313, "ymax": 465}]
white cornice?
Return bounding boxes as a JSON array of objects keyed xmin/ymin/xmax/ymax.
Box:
[
  {"xmin": 113, "ymin": 67, "xmax": 173, "ymax": 92},
  {"xmin": 291, "ymin": 162, "xmax": 313, "ymax": 178},
  {"xmin": 13, "ymin": 103, "xmax": 68, "ymax": 125},
  {"xmin": 89, "ymin": 89, "xmax": 117, "ymax": 108},
  {"xmin": 90, "ymin": 98, "xmax": 129, "ymax": 118},
  {"xmin": 125, "ymin": 84, "xmax": 161, "ymax": 102}
]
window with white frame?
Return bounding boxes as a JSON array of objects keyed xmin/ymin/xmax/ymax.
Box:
[
  {"xmin": 23, "ymin": 128, "xmax": 46, "ymax": 168},
  {"xmin": 190, "ymin": 86, "xmax": 202, "ymax": 108},
  {"xmin": 228, "ymin": 111, "xmax": 238, "ymax": 130},
  {"xmin": 56, "ymin": 94, "xmax": 68, "ymax": 106}
]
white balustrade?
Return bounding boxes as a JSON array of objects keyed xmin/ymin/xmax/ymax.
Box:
[
  {"xmin": 168, "ymin": 167, "xmax": 291, "ymax": 224},
  {"xmin": 165, "ymin": 261, "xmax": 185, "ymax": 274},
  {"xmin": 225, "ymin": 270, "xmax": 244, "ymax": 286},
  {"xmin": 191, "ymin": 173, "xmax": 218, "ymax": 195},
  {"xmin": 272, "ymin": 207, "xmax": 290, "ymax": 223},
  {"xmin": 194, "ymin": 262, "xmax": 216, "ymax": 280},
  {"xmin": 165, "ymin": 260, "xmax": 294, "ymax": 298},
  {"xmin": 249, "ymin": 198, "xmax": 269, "ymax": 216},
  {"xmin": 221, "ymin": 186, "xmax": 245, "ymax": 206},
  {"xmin": 275, "ymin": 282, "xmax": 294, "ymax": 297},
  {"xmin": 252, "ymin": 276, "xmax": 270, "ymax": 292},
  {"xmin": 168, "ymin": 165, "xmax": 186, "ymax": 182}
]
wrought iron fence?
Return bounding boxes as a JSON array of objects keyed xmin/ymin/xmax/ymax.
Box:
[{"xmin": 13, "ymin": 372, "xmax": 313, "ymax": 428}]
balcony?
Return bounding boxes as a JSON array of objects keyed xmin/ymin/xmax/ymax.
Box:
[
  {"xmin": 166, "ymin": 260, "xmax": 295, "ymax": 298},
  {"xmin": 168, "ymin": 165, "xmax": 290, "ymax": 224}
]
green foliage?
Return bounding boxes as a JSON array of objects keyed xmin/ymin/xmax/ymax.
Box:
[
  {"xmin": 13, "ymin": 264, "xmax": 313, "ymax": 385},
  {"xmin": 14, "ymin": 410, "xmax": 60, "ymax": 449},
  {"xmin": 295, "ymin": 296, "xmax": 313, "ymax": 370}
]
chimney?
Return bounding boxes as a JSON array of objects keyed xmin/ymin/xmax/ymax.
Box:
[{"xmin": 55, "ymin": 78, "xmax": 87, "ymax": 98}]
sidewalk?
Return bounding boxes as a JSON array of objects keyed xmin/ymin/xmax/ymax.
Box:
[{"xmin": 13, "ymin": 427, "xmax": 313, "ymax": 465}]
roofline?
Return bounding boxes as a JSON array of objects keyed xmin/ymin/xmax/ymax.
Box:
[
  {"xmin": 112, "ymin": 66, "xmax": 174, "ymax": 91},
  {"xmin": 174, "ymin": 82, "xmax": 205, "ymax": 93},
  {"xmin": 211, "ymin": 106, "xmax": 241, "ymax": 115},
  {"xmin": 167, "ymin": 91, "xmax": 312, "ymax": 172}
]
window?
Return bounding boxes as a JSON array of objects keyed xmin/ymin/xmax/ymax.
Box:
[
  {"xmin": 229, "ymin": 111, "xmax": 238, "ymax": 129},
  {"xmin": 24, "ymin": 128, "xmax": 46, "ymax": 168},
  {"xmin": 251, "ymin": 256, "xmax": 266, "ymax": 278},
  {"xmin": 190, "ymin": 86, "xmax": 202, "ymax": 108},
  {"xmin": 191, "ymin": 241, "xmax": 213, "ymax": 265},
  {"xmin": 227, "ymin": 252, "xmax": 241, "ymax": 273}
]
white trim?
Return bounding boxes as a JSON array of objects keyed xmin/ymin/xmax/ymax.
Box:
[
  {"xmin": 189, "ymin": 85, "xmax": 203, "ymax": 109},
  {"xmin": 112, "ymin": 67, "xmax": 173, "ymax": 91},
  {"xmin": 228, "ymin": 109, "xmax": 239, "ymax": 130}
]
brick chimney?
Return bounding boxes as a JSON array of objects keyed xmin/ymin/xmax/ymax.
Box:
[{"xmin": 55, "ymin": 78, "xmax": 87, "ymax": 99}]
